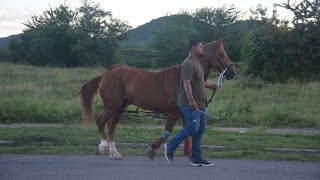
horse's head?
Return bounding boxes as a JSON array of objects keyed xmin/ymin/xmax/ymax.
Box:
[{"xmin": 203, "ymin": 40, "xmax": 236, "ymax": 80}]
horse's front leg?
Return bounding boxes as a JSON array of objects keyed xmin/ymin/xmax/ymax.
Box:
[
  {"xmin": 148, "ymin": 113, "xmax": 179, "ymax": 160},
  {"xmin": 108, "ymin": 117, "xmax": 122, "ymax": 160}
]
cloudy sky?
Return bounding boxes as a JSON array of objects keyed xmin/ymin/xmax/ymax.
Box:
[{"xmin": 0, "ymin": 0, "xmax": 301, "ymax": 37}]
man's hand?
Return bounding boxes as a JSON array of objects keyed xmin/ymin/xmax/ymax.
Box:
[
  {"xmin": 206, "ymin": 83, "xmax": 220, "ymax": 90},
  {"xmin": 189, "ymin": 99, "xmax": 198, "ymax": 110}
]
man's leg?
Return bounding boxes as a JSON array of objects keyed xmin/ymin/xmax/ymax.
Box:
[
  {"xmin": 190, "ymin": 108, "xmax": 213, "ymax": 167},
  {"xmin": 191, "ymin": 108, "xmax": 206, "ymax": 162},
  {"xmin": 165, "ymin": 106, "xmax": 200, "ymax": 162}
]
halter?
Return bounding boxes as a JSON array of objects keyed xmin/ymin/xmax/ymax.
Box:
[
  {"xmin": 210, "ymin": 41, "xmax": 234, "ymax": 73},
  {"xmin": 207, "ymin": 42, "xmax": 233, "ymax": 105}
]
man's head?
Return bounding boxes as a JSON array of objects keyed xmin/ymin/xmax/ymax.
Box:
[{"xmin": 188, "ymin": 39, "xmax": 204, "ymax": 56}]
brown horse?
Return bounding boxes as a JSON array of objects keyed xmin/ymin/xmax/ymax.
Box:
[{"xmin": 78, "ymin": 40, "xmax": 236, "ymax": 160}]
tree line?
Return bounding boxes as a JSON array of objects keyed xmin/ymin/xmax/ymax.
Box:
[
  {"xmin": 7, "ymin": 0, "xmax": 131, "ymax": 67},
  {"xmin": 2, "ymin": 0, "xmax": 319, "ymax": 81},
  {"xmin": 153, "ymin": 0, "xmax": 319, "ymax": 81}
]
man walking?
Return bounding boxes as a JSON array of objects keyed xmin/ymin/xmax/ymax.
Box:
[{"xmin": 164, "ymin": 40, "xmax": 219, "ymax": 167}]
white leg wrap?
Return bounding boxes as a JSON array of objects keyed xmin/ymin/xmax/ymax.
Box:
[
  {"xmin": 109, "ymin": 141, "xmax": 122, "ymax": 159},
  {"xmin": 99, "ymin": 140, "xmax": 109, "ymax": 148},
  {"xmin": 97, "ymin": 140, "xmax": 109, "ymax": 154}
]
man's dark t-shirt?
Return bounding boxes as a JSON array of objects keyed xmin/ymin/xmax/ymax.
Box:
[{"xmin": 178, "ymin": 56, "xmax": 207, "ymax": 108}]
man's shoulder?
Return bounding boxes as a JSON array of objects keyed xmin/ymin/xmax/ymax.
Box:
[{"xmin": 181, "ymin": 56, "xmax": 193, "ymax": 66}]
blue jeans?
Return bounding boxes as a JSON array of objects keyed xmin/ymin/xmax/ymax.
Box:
[{"xmin": 167, "ymin": 106, "xmax": 206, "ymax": 161}]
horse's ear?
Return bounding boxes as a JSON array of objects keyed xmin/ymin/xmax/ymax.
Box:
[
  {"xmin": 218, "ymin": 39, "xmax": 224, "ymax": 45},
  {"xmin": 203, "ymin": 42, "xmax": 210, "ymax": 48}
]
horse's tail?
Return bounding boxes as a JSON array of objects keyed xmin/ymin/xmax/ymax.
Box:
[{"xmin": 78, "ymin": 75, "xmax": 102, "ymax": 127}]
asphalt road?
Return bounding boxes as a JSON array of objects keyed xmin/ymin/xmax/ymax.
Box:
[{"xmin": 0, "ymin": 155, "xmax": 319, "ymax": 180}]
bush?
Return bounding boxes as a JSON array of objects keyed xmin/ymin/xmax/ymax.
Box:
[{"xmin": 241, "ymin": 26, "xmax": 288, "ymax": 81}]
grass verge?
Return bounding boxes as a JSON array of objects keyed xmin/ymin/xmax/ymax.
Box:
[{"xmin": 0, "ymin": 125, "xmax": 319, "ymax": 162}]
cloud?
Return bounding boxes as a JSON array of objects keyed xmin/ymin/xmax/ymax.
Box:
[{"xmin": 0, "ymin": 8, "xmax": 43, "ymax": 37}]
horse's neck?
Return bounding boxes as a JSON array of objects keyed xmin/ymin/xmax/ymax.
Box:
[{"xmin": 198, "ymin": 57, "xmax": 210, "ymax": 81}]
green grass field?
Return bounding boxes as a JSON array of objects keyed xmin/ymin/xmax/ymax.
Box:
[
  {"xmin": 0, "ymin": 62, "xmax": 319, "ymax": 161},
  {"xmin": 0, "ymin": 62, "xmax": 319, "ymax": 128},
  {"xmin": 0, "ymin": 125, "xmax": 319, "ymax": 161}
]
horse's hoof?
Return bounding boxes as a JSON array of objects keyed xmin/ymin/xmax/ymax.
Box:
[
  {"xmin": 114, "ymin": 156, "xmax": 123, "ymax": 160},
  {"xmin": 110, "ymin": 152, "xmax": 123, "ymax": 160},
  {"xmin": 148, "ymin": 149, "xmax": 156, "ymax": 160},
  {"xmin": 96, "ymin": 147, "xmax": 101, "ymax": 155}
]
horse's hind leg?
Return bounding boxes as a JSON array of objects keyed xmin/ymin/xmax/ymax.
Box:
[
  {"xmin": 107, "ymin": 116, "xmax": 122, "ymax": 160},
  {"xmin": 148, "ymin": 112, "xmax": 179, "ymax": 160},
  {"xmin": 182, "ymin": 117, "xmax": 191, "ymax": 156},
  {"xmin": 106, "ymin": 98, "xmax": 129, "ymax": 160},
  {"xmin": 96, "ymin": 112, "xmax": 112, "ymax": 155}
]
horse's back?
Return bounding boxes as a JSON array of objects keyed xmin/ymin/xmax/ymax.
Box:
[{"xmin": 99, "ymin": 65, "xmax": 181, "ymax": 112}]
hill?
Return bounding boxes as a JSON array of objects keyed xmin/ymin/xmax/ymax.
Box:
[
  {"xmin": 118, "ymin": 14, "xmax": 266, "ymax": 67},
  {"xmin": 0, "ymin": 17, "xmax": 263, "ymax": 50},
  {"xmin": 118, "ymin": 14, "xmax": 201, "ymax": 48},
  {"xmin": 118, "ymin": 14, "xmax": 208, "ymax": 67},
  {"xmin": 119, "ymin": 15, "xmax": 265, "ymax": 49},
  {"xmin": 0, "ymin": 34, "xmax": 19, "ymax": 48},
  {"xmin": 0, "ymin": 16, "xmax": 266, "ymax": 67}
]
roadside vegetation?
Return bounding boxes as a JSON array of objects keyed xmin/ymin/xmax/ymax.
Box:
[{"xmin": 1, "ymin": 62, "xmax": 319, "ymax": 128}]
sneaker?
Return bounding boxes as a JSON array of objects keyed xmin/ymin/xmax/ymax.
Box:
[
  {"xmin": 191, "ymin": 158, "xmax": 213, "ymax": 167},
  {"xmin": 164, "ymin": 143, "xmax": 174, "ymax": 163}
]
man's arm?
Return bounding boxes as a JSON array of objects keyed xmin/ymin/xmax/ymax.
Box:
[{"xmin": 183, "ymin": 80, "xmax": 198, "ymax": 109}]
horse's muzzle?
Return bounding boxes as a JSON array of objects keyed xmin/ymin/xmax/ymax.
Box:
[{"xmin": 225, "ymin": 68, "xmax": 236, "ymax": 80}]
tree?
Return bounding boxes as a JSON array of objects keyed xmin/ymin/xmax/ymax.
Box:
[
  {"xmin": 0, "ymin": 48, "xmax": 10, "ymax": 62},
  {"xmin": 241, "ymin": 0, "xmax": 320, "ymax": 81},
  {"xmin": 241, "ymin": 27, "xmax": 290, "ymax": 81},
  {"xmin": 152, "ymin": 5, "xmax": 244, "ymax": 67},
  {"xmin": 249, "ymin": 4, "xmax": 289, "ymax": 29},
  {"xmin": 74, "ymin": 0, "xmax": 127, "ymax": 66},
  {"xmin": 276, "ymin": 0, "xmax": 320, "ymax": 26},
  {"xmin": 192, "ymin": 5, "xmax": 243, "ymax": 61},
  {"xmin": 152, "ymin": 15, "xmax": 199, "ymax": 67},
  {"xmin": 20, "ymin": 4, "xmax": 77, "ymax": 66},
  {"xmin": 276, "ymin": 0, "xmax": 320, "ymax": 80},
  {"xmin": 249, "ymin": 4, "xmax": 268, "ymax": 22},
  {"xmin": 193, "ymin": 5, "xmax": 242, "ymax": 40},
  {"xmin": 9, "ymin": 0, "xmax": 131, "ymax": 67}
]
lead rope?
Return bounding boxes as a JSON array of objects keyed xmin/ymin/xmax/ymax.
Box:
[
  {"xmin": 217, "ymin": 68, "xmax": 227, "ymax": 87},
  {"xmin": 207, "ymin": 68, "xmax": 227, "ymax": 104},
  {"xmin": 202, "ymin": 68, "xmax": 227, "ymax": 120}
]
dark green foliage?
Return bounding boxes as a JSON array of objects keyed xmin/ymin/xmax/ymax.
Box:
[
  {"xmin": 0, "ymin": 48, "xmax": 10, "ymax": 62},
  {"xmin": 241, "ymin": 26, "xmax": 285, "ymax": 81},
  {"xmin": 153, "ymin": 14, "xmax": 200, "ymax": 67},
  {"xmin": 193, "ymin": 5, "xmax": 243, "ymax": 40},
  {"xmin": 8, "ymin": 0, "xmax": 131, "ymax": 67},
  {"xmin": 192, "ymin": 5, "xmax": 244, "ymax": 61},
  {"xmin": 151, "ymin": 5, "xmax": 244, "ymax": 67},
  {"xmin": 3, "ymin": 1, "xmax": 319, "ymax": 81},
  {"xmin": 121, "ymin": 46, "xmax": 156, "ymax": 68},
  {"xmin": 241, "ymin": 0, "xmax": 320, "ymax": 81},
  {"xmin": 118, "ymin": 17, "xmax": 171, "ymax": 48}
]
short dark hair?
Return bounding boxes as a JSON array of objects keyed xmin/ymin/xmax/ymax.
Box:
[{"xmin": 188, "ymin": 39, "xmax": 201, "ymax": 51}]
